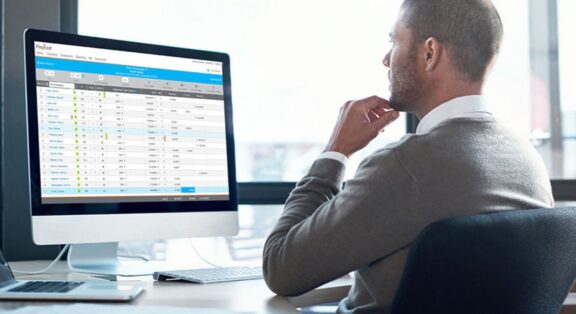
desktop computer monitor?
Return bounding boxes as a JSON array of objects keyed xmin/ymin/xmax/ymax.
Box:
[{"xmin": 23, "ymin": 29, "xmax": 238, "ymax": 275}]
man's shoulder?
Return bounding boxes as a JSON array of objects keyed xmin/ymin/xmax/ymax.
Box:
[
  {"xmin": 394, "ymin": 116, "xmax": 501, "ymax": 144},
  {"xmin": 373, "ymin": 116, "xmax": 506, "ymax": 159}
]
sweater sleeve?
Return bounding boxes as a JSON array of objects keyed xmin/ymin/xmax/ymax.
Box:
[{"xmin": 262, "ymin": 148, "xmax": 420, "ymax": 296}]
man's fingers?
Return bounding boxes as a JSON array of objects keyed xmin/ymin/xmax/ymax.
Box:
[
  {"xmin": 366, "ymin": 110, "xmax": 380, "ymax": 122},
  {"xmin": 346, "ymin": 95, "xmax": 396, "ymax": 128},
  {"xmin": 370, "ymin": 105, "xmax": 389, "ymax": 118},
  {"xmin": 372, "ymin": 110, "xmax": 399, "ymax": 131},
  {"xmin": 355, "ymin": 96, "xmax": 392, "ymax": 111},
  {"xmin": 365, "ymin": 95, "xmax": 392, "ymax": 109}
]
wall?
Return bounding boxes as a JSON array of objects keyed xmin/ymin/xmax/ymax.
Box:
[{"xmin": 1, "ymin": 0, "xmax": 62, "ymax": 260}]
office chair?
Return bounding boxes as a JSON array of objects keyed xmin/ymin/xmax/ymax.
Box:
[{"xmin": 391, "ymin": 207, "xmax": 576, "ymax": 314}]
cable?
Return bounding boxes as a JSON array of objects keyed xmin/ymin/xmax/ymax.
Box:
[
  {"xmin": 11, "ymin": 244, "xmax": 71, "ymax": 275},
  {"xmin": 188, "ymin": 239, "xmax": 223, "ymax": 268}
]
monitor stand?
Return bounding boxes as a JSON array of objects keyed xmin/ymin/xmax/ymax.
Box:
[{"xmin": 67, "ymin": 242, "xmax": 181, "ymax": 276}]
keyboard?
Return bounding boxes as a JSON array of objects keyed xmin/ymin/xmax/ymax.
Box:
[
  {"xmin": 8, "ymin": 281, "xmax": 84, "ymax": 293},
  {"xmin": 153, "ymin": 266, "xmax": 263, "ymax": 284}
]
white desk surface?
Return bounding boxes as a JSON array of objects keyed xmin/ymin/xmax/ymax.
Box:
[
  {"xmin": 5, "ymin": 261, "xmax": 576, "ymax": 314},
  {"xmin": 1, "ymin": 260, "xmax": 352, "ymax": 313}
]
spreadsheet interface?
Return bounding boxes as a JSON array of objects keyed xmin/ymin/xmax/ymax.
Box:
[{"xmin": 33, "ymin": 42, "xmax": 229, "ymax": 204}]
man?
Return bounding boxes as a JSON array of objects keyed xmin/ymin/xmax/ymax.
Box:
[{"xmin": 263, "ymin": 0, "xmax": 554, "ymax": 312}]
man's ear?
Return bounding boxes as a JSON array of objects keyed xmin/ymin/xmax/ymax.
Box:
[{"xmin": 423, "ymin": 37, "xmax": 442, "ymax": 72}]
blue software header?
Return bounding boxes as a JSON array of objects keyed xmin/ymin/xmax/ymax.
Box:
[{"xmin": 35, "ymin": 57, "xmax": 223, "ymax": 85}]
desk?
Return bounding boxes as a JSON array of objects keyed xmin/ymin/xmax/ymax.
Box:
[
  {"xmin": 4, "ymin": 261, "xmax": 576, "ymax": 313},
  {"xmin": 1, "ymin": 261, "xmax": 352, "ymax": 313}
]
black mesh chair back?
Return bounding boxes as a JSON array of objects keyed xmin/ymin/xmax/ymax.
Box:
[{"xmin": 391, "ymin": 207, "xmax": 576, "ymax": 314}]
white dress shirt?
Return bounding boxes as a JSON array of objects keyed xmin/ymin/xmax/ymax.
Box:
[{"xmin": 318, "ymin": 95, "xmax": 492, "ymax": 165}]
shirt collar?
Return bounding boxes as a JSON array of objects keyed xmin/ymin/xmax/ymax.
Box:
[{"xmin": 416, "ymin": 95, "xmax": 492, "ymax": 134}]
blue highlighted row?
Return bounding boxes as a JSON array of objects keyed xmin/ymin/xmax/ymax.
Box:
[
  {"xmin": 36, "ymin": 57, "xmax": 223, "ymax": 85},
  {"xmin": 42, "ymin": 186, "xmax": 229, "ymax": 195}
]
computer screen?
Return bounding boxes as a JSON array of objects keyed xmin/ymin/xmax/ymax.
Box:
[
  {"xmin": 34, "ymin": 41, "xmax": 229, "ymax": 205},
  {"xmin": 24, "ymin": 29, "xmax": 238, "ymax": 274}
]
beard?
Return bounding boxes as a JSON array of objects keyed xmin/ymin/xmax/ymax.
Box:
[{"xmin": 388, "ymin": 49, "xmax": 424, "ymax": 113}]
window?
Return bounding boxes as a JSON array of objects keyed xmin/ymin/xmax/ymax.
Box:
[
  {"xmin": 558, "ymin": 0, "xmax": 576, "ymax": 179},
  {"xmin": 79, "ymin": 0, "xmax": 406, "ymax": 182}
]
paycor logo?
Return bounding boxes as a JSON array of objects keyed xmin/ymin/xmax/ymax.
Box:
[{"xmin": 35, "ymin": 43, "xmax": 52, "ymax": 51}]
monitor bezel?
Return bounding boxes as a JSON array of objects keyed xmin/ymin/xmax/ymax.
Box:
[{"xmin": 24, "ymin": 28, "xmax": 238, "ymax": 216}]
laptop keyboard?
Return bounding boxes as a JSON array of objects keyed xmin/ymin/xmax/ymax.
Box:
[{"xmin": 8, "ymin": 281, "xmax": 84, "ymax": 293}]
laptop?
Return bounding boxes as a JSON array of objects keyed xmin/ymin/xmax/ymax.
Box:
[{"xmin": 0, "ymin": 249, "xmax": 144, "ymax": 301}]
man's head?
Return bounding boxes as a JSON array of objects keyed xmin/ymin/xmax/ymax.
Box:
[{"xmin": 384, "ymin": 0, "xmax": 503, "ymax": 115}]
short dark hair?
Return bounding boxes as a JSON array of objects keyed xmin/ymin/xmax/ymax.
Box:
[{"xmin": 401, "ymin": 0, "xmax": 503, "ymax": 82}]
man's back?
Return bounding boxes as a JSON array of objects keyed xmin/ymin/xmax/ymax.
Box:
[
  {"xmin": 263, "ymin": 116, "xmax": 553, "ymax": 313},
  {"xmin": 339, "ymin": 116, "xmax": 553, "ymax": 313},
  {"xmin": 396, "ymin": 116, "xmax": 552, "ymax": 219}
]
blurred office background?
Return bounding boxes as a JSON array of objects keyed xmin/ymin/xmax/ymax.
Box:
[{"xmin": 2, "ymin": 0, "xmax": 575, "ymax": 264}]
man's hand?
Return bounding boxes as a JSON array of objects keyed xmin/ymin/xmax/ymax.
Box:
[{"xmin": 325, "ymin": 96, "xmax": 399, "ymax": 158}]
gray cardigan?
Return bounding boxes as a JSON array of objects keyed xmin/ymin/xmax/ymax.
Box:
[{"xmin": 263, "ymin": 117, "xmax": 554, "ymax": 313}]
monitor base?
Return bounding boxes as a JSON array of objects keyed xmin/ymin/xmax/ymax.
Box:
[{"xmin": 67, "ymin": 242, "xmax": 183, "ymax": 276}]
